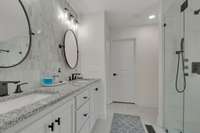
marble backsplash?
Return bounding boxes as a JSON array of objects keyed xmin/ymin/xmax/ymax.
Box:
[{"xmin": 0, "ymin": 0, "xmax": 80, "ymax": 93}]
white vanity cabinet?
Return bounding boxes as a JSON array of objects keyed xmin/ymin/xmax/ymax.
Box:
[
  {"xmin": 7, "ymin": 81, "xmax": 101, "ymax": 133},
  {"xmin": 75, "ymin": 82, "xmax": 101, "ymax": 133},
  {"xmin": 18, "ymin": 99, "xmax": 74, "ymax": 133}
]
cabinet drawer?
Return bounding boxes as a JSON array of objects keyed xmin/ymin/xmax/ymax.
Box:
[
  {"xmin": 78, "ymin": 120, "xmax": 89, "ymax": 133},
  {"xmin": 76, "ymin": 90, "xmax": 89, "ymax": 109},
  {"xmin": 76, "ymin": 102, "xmax": 90, "ymax": 132}
]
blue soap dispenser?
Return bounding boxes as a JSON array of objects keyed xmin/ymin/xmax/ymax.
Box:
[{"xmin": 41, "ymin": 73, "xmax": 54, "ymax": 87}]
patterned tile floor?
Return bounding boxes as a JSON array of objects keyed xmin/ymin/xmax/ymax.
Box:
[{"xmin": 92, "ymin": 103, "xmax": 165, "ymax": 133}]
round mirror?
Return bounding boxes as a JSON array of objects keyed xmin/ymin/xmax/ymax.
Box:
[
  {"xmin": 63, "ymin": 30, "xmax": 79, "ymax": 69},
  {"xmin": 0, "ymin": 0, "xmax": 32, "ymax": 68}
]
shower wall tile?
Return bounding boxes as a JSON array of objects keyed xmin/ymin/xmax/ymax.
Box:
[{"xmin": 0, "ymin": 0, "xmax": 80, "ymax": 93}]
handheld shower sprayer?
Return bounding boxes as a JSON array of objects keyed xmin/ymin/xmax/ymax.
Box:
[{"xmin": 175, "ymin": 38, "xmax": 187, "ymax": 93}]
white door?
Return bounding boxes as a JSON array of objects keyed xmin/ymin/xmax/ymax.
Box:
[{"xmin": 110, "ymin": 39, "xmax": 136, "ymax": 103}]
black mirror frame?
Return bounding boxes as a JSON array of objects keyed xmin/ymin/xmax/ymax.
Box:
[
  {"xmin": 63, "ymin": 29, "xmax": 79, "ymax": 69},
  {"xmin": 0, "ymin": 0, "xmax": 32, "ymax": 68}
]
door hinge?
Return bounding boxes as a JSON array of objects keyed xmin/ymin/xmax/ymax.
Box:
[{"xmin": 181, "ymin": 0, "xmax": 188, "ymax": 12}]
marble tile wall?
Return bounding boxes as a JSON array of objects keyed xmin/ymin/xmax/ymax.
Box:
[{"xmin": 0, "ymin": 0, "xmax": 80, "ymax": 93}]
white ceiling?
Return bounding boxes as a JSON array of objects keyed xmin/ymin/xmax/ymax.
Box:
[{"xmin": 69, "ymin": 0, "xmax": 160, "ymax": 28}]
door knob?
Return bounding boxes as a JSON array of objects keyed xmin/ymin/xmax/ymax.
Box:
[{"xmin": 113, "ymin": 73, "xmax": 118, "ymax": 76}]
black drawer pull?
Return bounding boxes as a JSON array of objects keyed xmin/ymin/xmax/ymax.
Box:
[
  {"xmin": 83, "ymin": 96, "xmax": 88, "ymax": 99},
  {"xmin": 48, "ymin": 122, "xmax": 54, "ymax": 132},
  {"xmin": 95, "ymin": 88, "xmax": 99, "ymax": 91},
  {"xmin": 83, "ymin": 113, "xmax": 88, "ymax": 117},
  {"xmin": 55, "ymin": 117, "xmax": 61, "ymax": 125}
]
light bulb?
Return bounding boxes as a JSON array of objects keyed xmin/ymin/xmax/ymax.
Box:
[{"xmin": 148, "ymin": 15, "xmax": 156, "ymax": 20}]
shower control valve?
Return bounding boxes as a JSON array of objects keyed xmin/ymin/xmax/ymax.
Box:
[
  {"xmin": 176, "ymin": 50, "xmax": 184, "ymax": 54},
  {"xmin": 184, "ymin": 66, "xmax": 189, "ymax": 69},
  {"xmin": 184, "ymin": 73, "xmax": 189, "ymax": 77},
  {"xmin": 184, "ymin": 59, "xmax": 189, "ymax": 62}
]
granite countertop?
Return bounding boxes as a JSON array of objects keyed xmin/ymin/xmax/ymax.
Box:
[{"xmin": 0, "ymin": 79, "xmax": 100, "ymax": 133}]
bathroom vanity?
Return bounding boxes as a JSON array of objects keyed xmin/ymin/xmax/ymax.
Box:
[{"xmin": 0, "ymin": 79, "xmax": 102, "ymax": 133}]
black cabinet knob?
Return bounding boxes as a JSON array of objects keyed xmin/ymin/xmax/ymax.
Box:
[
  {"xmin": 83, "ymin": 96, "xmax": 88, "ymax": 99},
  {"xmin": 113, "ymin": 73, "xmax": 118, "ymax": 76},
  {"xmin": 48, "ymin": 122, "xmax": 54, "ymax": 132},
  {"xmin": 55, "ymin": 117, "xmax": 61, "ymax": 126},
  {"xmin": 83, "ymin": 113, "xmax": 88, "ymax": 117},
  {"xmin": 95, "ymin": 88, "xmax": 99, "ymax": 91}
]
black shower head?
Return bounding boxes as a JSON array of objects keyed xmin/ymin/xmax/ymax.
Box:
[{"xmin": 194, "ymin": 9, "xmax": 200, "ymax": 15}]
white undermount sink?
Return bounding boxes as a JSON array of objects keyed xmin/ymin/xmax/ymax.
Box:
[
  {"xmin": 0, "ymin": 93, "xmax": 52, "ymax": 115},
  {"xmin": 73, "ymin": 80, "xmax": 90, "ymax": 84},
  {"xmin": 71, "ymin": 80, "xmax": 90, "ymax": 86}
]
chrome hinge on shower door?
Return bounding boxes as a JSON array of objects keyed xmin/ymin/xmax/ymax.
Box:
[{"xmin": 181, "ymin": 0, "xmax": 188, "ymax": 12}]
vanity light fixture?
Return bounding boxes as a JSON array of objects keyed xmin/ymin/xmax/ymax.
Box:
[
  {"xmin": 61, "ymin": 7, "xmax": 79, "ymax": 31},
  {"xmin": 148, "ymin": 14, "xmax": 156, "ymax": 20},
  {"xmin": 74, "ymin": 19, "xmax": 79, "ymax": 31},
  {"xmin": 69, "ymin": 13, "xmax": 74, "ymax": 21},
  {"xmin": 75, "ymin": 19, "xmax": 79, "ymax": 24},
  {"xmin": 69, "ymin": 13, "xmax": 79, "ymax": 31},
  {"xmin": 64, "ymin": 8, "xmax": 70, "ymax": 19}
]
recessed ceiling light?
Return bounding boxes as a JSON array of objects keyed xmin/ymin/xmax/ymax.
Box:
[{"xmin": 148, "ymin": 15, "xmax": 156, "ymax": 20}]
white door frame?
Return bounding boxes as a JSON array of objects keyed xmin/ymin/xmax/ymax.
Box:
[{"xmin": 109, "ymin": 38, "xmax": 137, "ymax": 104}]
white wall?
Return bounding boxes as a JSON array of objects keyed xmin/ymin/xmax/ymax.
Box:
[
  {"xmin": 111, "ymin": 24, "xmax": 160, "ymax": 108},
  {"xmin": 162, "ymin": 0, "xmax": 177, "ymax": 13},
  {"xmin": 105, "ymin": 13, "xmax": 112, "ymax": 104},
  {"xmin": 78, "ymin": 12, "xmax": 107, "ymax": 118}
]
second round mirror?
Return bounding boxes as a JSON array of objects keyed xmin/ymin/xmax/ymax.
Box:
[{"xmin": 63, "ymin": 30, "xmax": 79, "ymax": 69}]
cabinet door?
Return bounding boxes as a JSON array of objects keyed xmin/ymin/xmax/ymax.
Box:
[
  {"xmin": 18, "ymin": 114, "xmax": 52, "ymax": 133},
  {"xmin": 52, "ymin": 100, "xmax": 74, "ymax": 133},
  {"xmin": 89, "ymin": 88, "xmax": 96, "ymax": 131},
  {"xmin": 93, "ymin": 84, "xmax": 102, "ymax": 119},
  {"xmin": 79, "ymin": 120, "xmax": 90, "ymax": 133}
]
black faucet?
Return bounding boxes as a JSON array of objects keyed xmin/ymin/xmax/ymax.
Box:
[
  {"xmin": 69, "ymin": 73, "xmax": 81, "ymax": 81},
  {"xmin": 15, "ymin": 82, "xmax": 28, "ymax": 94},
  {"xmin": 0, "ymin": 81, "xmax": 20, "ymax": 97},
  {"xmin": 0, "ymin": 49, "xmax": 10, "ymax": 53}
]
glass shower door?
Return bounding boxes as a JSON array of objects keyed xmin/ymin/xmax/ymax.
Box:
[
  {"xmin": 164, "ymin": 0, "xmax": 185, "ymax": 132},
  {"xmin": 185, "ymin": 0, "xmax": 200, "ymax": 132},
  {"xmin": 164, "ymin": 0, "xmax": 200, "ymax": 133}
]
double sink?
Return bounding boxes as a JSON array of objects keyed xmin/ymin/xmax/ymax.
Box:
[{"xmin": 0, "ymin": 79, "xmax": 90, "ymax": 115}]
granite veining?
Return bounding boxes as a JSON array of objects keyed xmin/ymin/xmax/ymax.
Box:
[{"xmin": 0, "ymin": 79, "xmax": 99, "ymax": 133}]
